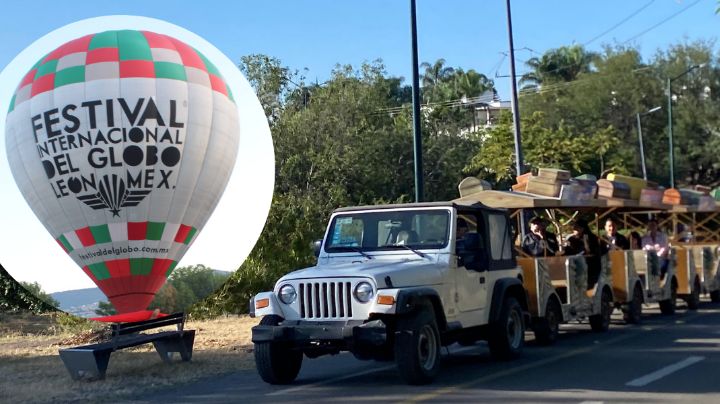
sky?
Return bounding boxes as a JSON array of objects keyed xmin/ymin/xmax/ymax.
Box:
[{"xmin": 0, "ymin": 0, "xmax": 718, "ymax": 294}]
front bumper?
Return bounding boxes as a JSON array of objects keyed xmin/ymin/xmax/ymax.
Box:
[{"xmin": 252, "ymin": 319, "xmax": 387, "ymax": 347}]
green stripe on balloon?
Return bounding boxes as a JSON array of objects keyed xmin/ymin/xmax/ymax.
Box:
[
  {"xmin": 57, "ymin": 234, "xmax": 73, "ymax": 252},
  {"xmin": 89, "ymin": 224, "xmax": 112, "ymax": 244},
  {"xmin": 154, "ymin": 62, "xmax": 187, "ymax": 81},
  {"xmin": 183, "ymin": 227, "xmax": 197, "ymax": 244},
  {"xmin": 54, "ymin": 66, "xmax": 85, "ymax": 88},
  {"xmin": 34, "ymin": 59, "xmax": 57, "ymax": 79},
  {"xmin": 165, "ymin": 261, "xmax": 178, "ymax": 277},
  {"xmin": 118, "ymin": 30, "xmax": 152, "ymax": 61},
  {"xmin": 146, "ymin": 221, "xmax": 165, "ymax": 241},
  {"xmin": 8, "ymin": 94, "xmax": 15, "ymax": 113},
  {"xmin": 88, "ymin": 30, "xmax": 118, "ymax": 50},
  {"xmin": 130, "ymin": 258, "xmax": 153, "ymax": 275},
  {"xmin": 88, "ymin": 262, "xmax": 111, "ymax": 280}
]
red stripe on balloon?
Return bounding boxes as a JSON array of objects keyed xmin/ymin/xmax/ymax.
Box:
[
  {"xmin": 86, "ymin": 47, "xmax": 119, "ymax": 64},
  {"xmin": 174, "ymin": 224, "xmax": 192, "ymax": 243},
  {"xmin": 127, "ymin": 221, "xmax": 148, "ymax": 240},
  {"xmin": 168, "ymin": 37, "xmax": 205, "ymax": 71},
  {"xmin": 106, "ymin": 258, "xmax": 131, "ymax": 278},
  {"xmin": 19, "ymin": 69, "xmax": 37, "ymax": 88},
  {"xmin": 75, "ymin": 227, "xmax": 96, "ymax": 247},
  {"xmin": 30, "ymin": 74, "xmax": 55, "ymax": 96},
  {"xmin": 141, "ymin": 31, "xmax": 175, "ymax": 50},
  {"xmin": 119, "ymin": 60, "xmax": 155, "ymax": 78},
  {"xmin": 45, "ymin": 34, "xmax": 92, "ymax": 61},
  {"xmin": 209, "ymin": 74, "xmax": 228, "ymax": 96}
]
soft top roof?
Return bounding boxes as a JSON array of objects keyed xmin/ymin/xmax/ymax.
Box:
[{"xmin": 333, "ymin": 200, "xmax": 504, "ymax": 214}]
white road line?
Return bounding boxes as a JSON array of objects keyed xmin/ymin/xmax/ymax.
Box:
[
  {"xmin": 266, "ymin": 365, "xmax": 396, "ymax": 396},
  {"xmin": 579, "ymin": 401, "xmax": 604, "ymax": 404},
  {"xmin": 625, "ymin": 356, "xmax": 705, "ymax": 387},
  {"xmin": 266, "ymin": 345, "xmax": 480, "ymax": 397}
]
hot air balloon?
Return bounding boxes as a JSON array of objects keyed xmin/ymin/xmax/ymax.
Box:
[{"xmin": 4, "ymin": 30, "xmax": 240, "ymax": 318}]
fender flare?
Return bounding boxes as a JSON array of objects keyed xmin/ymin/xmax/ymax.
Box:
[
  {"xmin": 395, "ymin": 288, "xmax": 448, "ymax": 331},
  {"xmin": 489, "ymin": 278, "xmax": 529, "ymax": 324}
]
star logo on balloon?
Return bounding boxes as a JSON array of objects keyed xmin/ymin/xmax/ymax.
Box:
[{"xmin": 75, "ymin": 174, "xmax": 151, "ymax": 217}]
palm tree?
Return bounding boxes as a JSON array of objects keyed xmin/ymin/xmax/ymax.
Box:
[
  {"xmin": 520, "ymin": 45, "xmax": 597, "ymax": 90},
  {"xmin": 420, "ymin": 59, "xmax": 455, "ymax": 102}
]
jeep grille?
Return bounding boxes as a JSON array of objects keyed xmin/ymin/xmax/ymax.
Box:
[{"xmin": 299, "ymin": 281, "xmax": 353, "ymax": 319}]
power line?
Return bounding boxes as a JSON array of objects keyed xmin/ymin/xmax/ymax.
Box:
[
  {"xmin": 583, "ymin": 0, "xmax": 656, "ymax": 46},
  {"xmin": 622, "ymin": 0, "xmax": 703, "ymax": 44}
]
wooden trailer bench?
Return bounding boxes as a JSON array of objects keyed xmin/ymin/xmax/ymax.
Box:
[{"xmin": 59, "ymin": 312, "xmax": 195, "ymax": 380}]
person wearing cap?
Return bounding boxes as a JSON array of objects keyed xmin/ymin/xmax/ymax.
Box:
[{"xmin": 522, "ymin": 217, "xmax": 559, "ymax": 257}]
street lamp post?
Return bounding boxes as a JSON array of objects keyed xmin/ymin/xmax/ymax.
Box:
[
  {"xmin": 667, "ymin": 63, "xmax": 704, "ymax": 188},
  {"xmin": 636, "ymin": 106, "xmax": 662, "ymax": 181}
]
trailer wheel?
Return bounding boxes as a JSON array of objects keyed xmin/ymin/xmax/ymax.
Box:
[
  {"xmin": 659, "ymin": 280, "xmax": 678, "ymax": 315},
  {"xmin": 710, "ymin": 289, "xmax": 720, "ymax": 303},
  {"xmin": 255, "ymin": 315, "xmax": 303, "ymax": 385},
  {"xmin": 686, "ymin": 278, "xmax": 701, "ymax": 310},
  {"xmin": 534, "ymin": 298, "xmax": 561, "ymax": 345},
  {"xmin": 590, "ymin": 288, "xmax": 612, "ymax": 332},
  {"xmin": 623, "ymin": 284, "xmax": 643, "ymax": 324}
]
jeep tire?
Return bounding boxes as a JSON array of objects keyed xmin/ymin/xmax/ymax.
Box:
[
  {"xmin": 488, "ymin": 296, "xmax": 524, "ymax": 360},
  {"xmin": 255, "ymin": 315, "xmax": 303, "ymax": 384},
  {"xmin": 534, "ymin": 298, "xmax": 561, "ymax": 345},
  {"xmin": 394, "ymin": 304, "xmax": 441, "ymax": 385}
]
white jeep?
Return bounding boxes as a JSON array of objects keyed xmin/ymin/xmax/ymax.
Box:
[{"xmin": 250, "ymin": 201, "xmax": 529, "ymax": 385}]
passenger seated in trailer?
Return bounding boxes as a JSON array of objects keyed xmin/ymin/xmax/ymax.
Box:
[
  {"xmin": 522, "ymin": 216, "xmax": 560, "ymax": 257},
  {"xmin": 642, "ymin": 218, "xmax": 669, "ymax": 276},
  {"xmin": 629, "ymin": 231, "xmax": 642, "ymax": 250},
  {"xmin": 601, "ymin": 216, "xmax": 630, "ymax": 253},
  {"xmin": 564, "ymin": 219, "xmax": 602, "ymax": 288}
]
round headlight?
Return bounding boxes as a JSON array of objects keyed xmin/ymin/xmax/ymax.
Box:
[
  {"xmin": 354, "ymin": 282, "xmax": 374, "ymax": 303},
  {"xmin": 278, "ymin": 284, "xmax": 297, "ymax": 304}
]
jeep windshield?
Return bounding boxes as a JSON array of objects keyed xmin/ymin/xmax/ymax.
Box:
[{"xmin": 325, "ymin": 208, "xmax": 450, "ymax": 253}]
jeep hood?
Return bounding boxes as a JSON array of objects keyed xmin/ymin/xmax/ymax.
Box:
[{"xmin": 278, "ymin": 257, "xmax": 445, "ymax": 288}]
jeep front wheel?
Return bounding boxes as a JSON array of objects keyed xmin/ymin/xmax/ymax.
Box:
[
  {"xmin": 394, "ymin": 305, "xmax": 441, "ymax": 385},
  {"xmin": 255, "ymin": 315, "xmax": 303, "ymax": 384},
  {"xmin": 488, "ymin": 296, "xmax": 524, "ymax": 360}
]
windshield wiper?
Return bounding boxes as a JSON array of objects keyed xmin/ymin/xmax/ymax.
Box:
[
  {"xmin": 338, "ymin": 246, "xmax": 373, "ymax": 259},
  {"xmin": 396, "ymin": 245, "xmax": 428, "ymax": 259}
]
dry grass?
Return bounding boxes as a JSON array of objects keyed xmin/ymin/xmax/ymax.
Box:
[{"xmin": 0, "ymin": 313, "xmax": 259, "ymax": 403}]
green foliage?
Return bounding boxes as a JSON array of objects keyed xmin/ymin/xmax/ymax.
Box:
[
  {"xmin": 19, "ymin": 281, "xmax": 59, "ymax": 308},
  {"xmin": 150, "ymin": 264, "xmax": 229, "ymax": 313},
  {"xmin": 94, "ymin": 301, "xmax": 116, "ymax": 317},
  {"xmin": 0, "ymin": 265, "xmax": 58, "ymax": 314}
]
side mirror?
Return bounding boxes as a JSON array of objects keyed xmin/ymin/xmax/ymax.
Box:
[{"xmin": 313, "ymin": 239, "xmax": 323, "ymax": 257}]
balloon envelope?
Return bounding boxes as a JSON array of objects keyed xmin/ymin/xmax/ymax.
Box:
[{"xmin": 5, "ymin": 30, "xmax": 240, "ymax": 314}]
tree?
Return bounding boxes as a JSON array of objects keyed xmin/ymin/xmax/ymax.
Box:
[
  {"xmin": 520, "ymin": 45, "xmax": 597, "ymax": 89},
  {"xmin": 19, "ymin": 281, "xmax": 59, "ymax": 308},
  {"xmin": 94, "ymin": 301, "xmax": 116, "ymax": 316},
  {"xmin": 1, "ymin": 265, "xmax": 58, "ymax": 313}
]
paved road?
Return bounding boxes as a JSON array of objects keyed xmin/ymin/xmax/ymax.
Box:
[{"xmin": 143, "ymin": 300, "xmax": 720, "ymax": 403}]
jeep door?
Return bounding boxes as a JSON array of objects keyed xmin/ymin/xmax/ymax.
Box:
[{"xmin": 454, "ymin": 211, "xmax": 489, "ymax": 313}]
